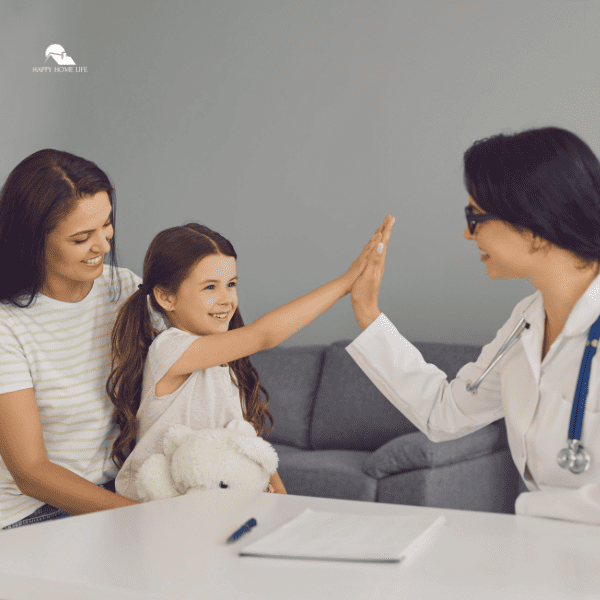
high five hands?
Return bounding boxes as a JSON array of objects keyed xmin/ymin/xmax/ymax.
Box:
[{"xmin": 349, "ymin": 214, "xmax": 394, "ymax": 330}]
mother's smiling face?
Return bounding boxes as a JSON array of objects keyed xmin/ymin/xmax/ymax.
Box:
[
  {"xmin": 42, "ymin": 191, "xmax": 114, "ymax": 299},
  {"xmin": 0, "ymin": 148, "xmax": 119, "ymax": 306}
]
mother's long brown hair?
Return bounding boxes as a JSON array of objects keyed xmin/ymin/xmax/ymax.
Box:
[
  {"xmin": 107, "ymin": 223, "xmax": 273, "ymax": 469},
  {"xmin": 0, "ymin": 149, "xmax": 121, "ymax": 307}
]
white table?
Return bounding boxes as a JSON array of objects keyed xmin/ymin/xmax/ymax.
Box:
[{"xmin": 0, "ymin": 490, "xmax": 599, "ymax": 600}]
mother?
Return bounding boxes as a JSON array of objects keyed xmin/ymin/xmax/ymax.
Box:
[
  {"xmin": 0, "ymin": 149, "xmax": 150, "ymax": 529},
  {"xmin": 347, "ymin": 126, "xmax": 600, "ymax": 524}
]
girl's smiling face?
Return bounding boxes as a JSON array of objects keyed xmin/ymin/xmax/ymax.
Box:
[{"xmin": 163, "ymin": 253, "xmax": 238, "ymax": 336}]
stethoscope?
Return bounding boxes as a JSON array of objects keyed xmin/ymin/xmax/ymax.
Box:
[{"xmin": 465, "ymin": 313, "xmax": 600, "ymax": 475}]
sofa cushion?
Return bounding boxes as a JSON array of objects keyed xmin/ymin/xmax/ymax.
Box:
[
  {"xmin": 272, "ymin": 444, "xmax": 377, "ymax": 502},
  {"xmin": 251, "ymin": 345, "xmax": 325, "ymax": 449},
  {"xmin": 310, "ymin": 341, "xmax": 419, "ymax": 451},
  {"xmin": 376, "ymin": 448, "xmax": 521, "ymax": 513},
  {"xmin": 363, "ymin": 419, "xmax": 509, "ymax": 479},
  {"xmin": 310, "ymin": 339, "xmax": 483, "ymax": 451}
]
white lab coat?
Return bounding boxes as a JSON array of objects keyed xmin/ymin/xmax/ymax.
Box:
[{"xmin": 346, "ymin": 275, "xmax": 600, "ymax": 525}]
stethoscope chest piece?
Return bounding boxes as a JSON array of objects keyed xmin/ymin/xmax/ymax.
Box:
[
  {"xmin": 468, "ymin": 311, "xmax": 600, "ymax": 476},
  {"xmin": 557, "ymin": 440, "xmax": 591, "ymax": 474},
  {"xmin": 554, "ymin": 316, "xmax": 600, "ymax": 475}
]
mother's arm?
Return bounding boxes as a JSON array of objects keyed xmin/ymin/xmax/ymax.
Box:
[{"xmin": 0, "ymin": 389, "xmax": 139, "ymax": 514}]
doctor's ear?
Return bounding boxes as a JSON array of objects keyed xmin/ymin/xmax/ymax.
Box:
[{"xmin": 528, "ymin": 233, "xmax": 553, "ymax": 257}]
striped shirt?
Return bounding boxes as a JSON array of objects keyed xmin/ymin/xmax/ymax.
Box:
[{"xmin": 0, "ymin": 265, "xmax": 151, "ymax": 529}]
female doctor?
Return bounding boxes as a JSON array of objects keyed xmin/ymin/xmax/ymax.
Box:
[{"xmin": 347, "ymin": 126, "xmax": 600, "ymax": 525}]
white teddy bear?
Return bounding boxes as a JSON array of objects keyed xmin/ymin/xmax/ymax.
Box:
[{"xmin": 136, "ymin": 420, "xmax": 279, "ymax": 502}]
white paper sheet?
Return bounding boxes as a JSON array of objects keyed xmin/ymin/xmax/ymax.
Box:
[{"xmin": 238, "ymin": 508, "xmax": 446, "ymax": 562}]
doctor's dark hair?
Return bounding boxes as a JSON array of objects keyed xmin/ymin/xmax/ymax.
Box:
[
  {"xmin": 0, "ymin": 149, "xmax": 121, "ymax": 307},
  {"xmin": 463, "ymin": 126, "xmax": 600, "ymax": 270},
  {"xmin": 107, "ymin": 222, "xmax": 273, "ymax": 469}
]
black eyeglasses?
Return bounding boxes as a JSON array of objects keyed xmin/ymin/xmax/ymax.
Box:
[{"xmin": 464, "ymin": 206, "xmax": 501, "ymax": 235}]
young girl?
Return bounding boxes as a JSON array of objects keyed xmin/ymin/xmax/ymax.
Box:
[{"xmin": 109, "ymin": 217, "xmax": 393, "ymax": 500}]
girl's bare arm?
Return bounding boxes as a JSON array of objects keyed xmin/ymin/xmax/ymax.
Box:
[{"xmin": 166, "ymin": 215, "xmax": 394, "ymax": 378}]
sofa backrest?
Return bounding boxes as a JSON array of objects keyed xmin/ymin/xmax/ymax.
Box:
[
  {"xmin": 251, "ymin": 344, "xmax": 325, "ymax": 449},
  {"xmin": 309, "ymin": 339, "xmax": 483, "ymax": 451}
]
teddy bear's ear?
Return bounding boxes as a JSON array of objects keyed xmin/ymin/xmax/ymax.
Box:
[
  {"xmin": 228, "ymin": 434, "xmax": 279, "ymax": 475},
  {"xmin": 163, "ymin": 424, "xmax": 193, "ymax": 456},
  {"xmin": 225, "ymin": 419, "xmax": 256, "ymax": 437}
]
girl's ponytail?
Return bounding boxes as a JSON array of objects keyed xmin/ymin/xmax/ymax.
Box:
[{"xmin": 107, "ymin": 288, "xmax": 159, "ymax": 468}]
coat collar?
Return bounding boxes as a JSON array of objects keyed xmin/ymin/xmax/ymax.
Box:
[
  {"xmin": 564, "ymin": 271, "xmax": 600, "ymax": 336},
  {"xmin": 501, "ymin": 272, "xmax": 600, "ymax": 439},
  {"xmin": 518, "ymin": 271, "xmax": 600, "ymax": 339}
]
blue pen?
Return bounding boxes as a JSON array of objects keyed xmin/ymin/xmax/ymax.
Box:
[{"xmin": 226, "ymin": 518, "xmax": 257, "ymax": 544}]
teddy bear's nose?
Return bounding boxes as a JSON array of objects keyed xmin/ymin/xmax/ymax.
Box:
[{"xmin": 219, "ymin": 481, "xmax": 228, "ymax": 488}]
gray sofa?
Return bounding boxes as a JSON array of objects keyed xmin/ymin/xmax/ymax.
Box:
[{"xmin": 253, "ymin": 338, "xmax": 525, "ymax": 514}]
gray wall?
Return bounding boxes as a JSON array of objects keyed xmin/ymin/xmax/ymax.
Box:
[{"xmin": 2, "ymin": 0, "xmax": 600, "ymax": 347}]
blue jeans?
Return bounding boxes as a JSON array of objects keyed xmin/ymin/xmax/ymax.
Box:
[{"xmin": 2, "ymin": 479, "xmax": 116, "ymax": 530}]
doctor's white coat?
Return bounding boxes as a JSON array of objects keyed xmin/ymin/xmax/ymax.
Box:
[{"xmin": 346, "ymin": 275, "xmax": 600, "ymax": 525}]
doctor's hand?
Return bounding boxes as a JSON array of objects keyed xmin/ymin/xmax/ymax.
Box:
[
  {"xmin": 351, "ymin": 215, "xmax": 394, "ymax": 330},
  {"xmin": 340, "ymin": 215, "xmax": 394, "ymax": 296}
]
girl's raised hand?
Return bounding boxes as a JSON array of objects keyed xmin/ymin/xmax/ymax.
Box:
[
  {"xmin": 342, "ymin": 215, "xmax": 394, "ymax": 295},
  {"xmin": 350, "ymin": 214, "xmax": 394, "ymax": 329}
]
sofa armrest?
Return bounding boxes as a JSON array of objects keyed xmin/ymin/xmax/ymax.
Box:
[{"xmin": 363, "ymin": 419, "xmax": 509, "ymax": 479}]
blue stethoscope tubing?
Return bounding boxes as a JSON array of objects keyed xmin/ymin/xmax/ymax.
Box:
[
  {"xmin": 555, "ymin": 313, "xmax": 600, "ymax": 474},
  {"xmin": 466, "ymin": 314, "xmax": 600, "ymax": 475}
]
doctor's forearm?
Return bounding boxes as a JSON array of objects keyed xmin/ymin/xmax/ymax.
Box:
[
  {"xmin": 515, "ymin": 484, "xmax": 600, "ymax": 525},
  {"xmin": 352, "ymin": 303, "xmax": 381, "ymax": 330}
]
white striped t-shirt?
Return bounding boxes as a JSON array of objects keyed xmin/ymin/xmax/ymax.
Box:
[{"xmin": 0, "ymin": 265, "xmax": 153, "ymax": 529}]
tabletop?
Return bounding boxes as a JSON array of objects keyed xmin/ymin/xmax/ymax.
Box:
[{"xmin": 0, "ymin": 489, "xmax": 599, "ymax": 600}]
